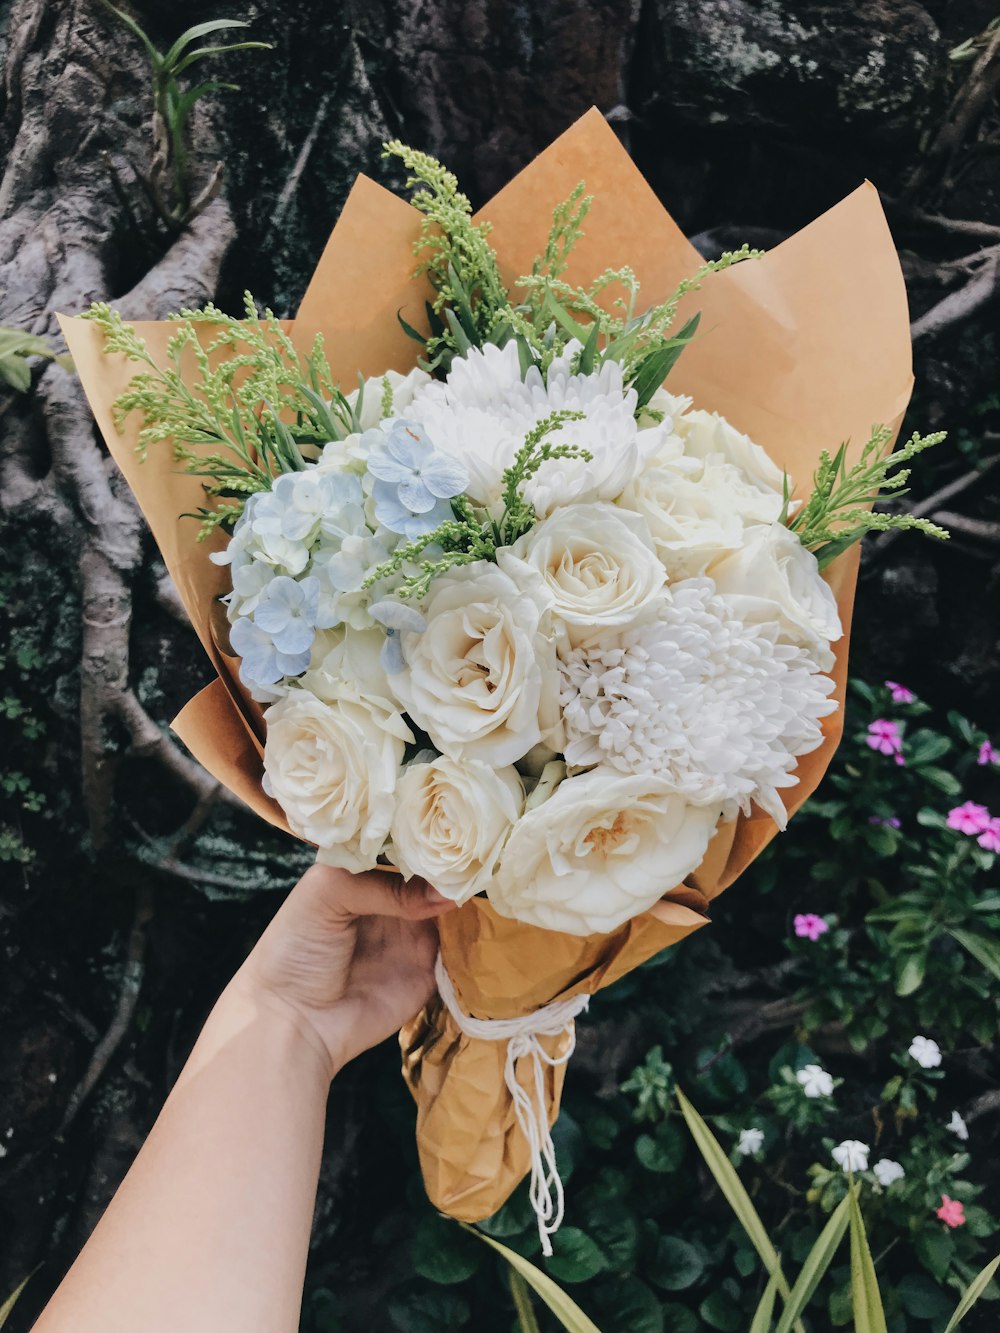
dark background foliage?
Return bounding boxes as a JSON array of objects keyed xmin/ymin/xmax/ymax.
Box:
[{"xmin": 1, "ymin": 0, "xmax": 998, "ymax": 1328}]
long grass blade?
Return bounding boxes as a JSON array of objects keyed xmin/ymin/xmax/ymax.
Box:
[
  {"xmin": 463, "ymin": 1226, "xmax": 602, "ymax": 1333},
  {"xmin": 943, "ymin": 1252, "xmax": 1000, "ymax": 1332}
]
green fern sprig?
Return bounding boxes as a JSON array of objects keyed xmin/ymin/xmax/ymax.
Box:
[
  {"xmin": 788, "ymin": 426, "xmax": 950, "ymax": 566},
  {"xmin": 84, "ymin": 294, "xmax": 357, "ymax": 538}
]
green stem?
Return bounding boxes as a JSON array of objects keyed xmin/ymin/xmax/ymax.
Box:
[{"xmin": 508, "ymin": 1268, "xmax": 542, "ymax": 1333}]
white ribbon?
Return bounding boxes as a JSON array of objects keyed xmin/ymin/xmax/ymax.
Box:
[{"xmin": 434, "ymin": 953, "xmax": 590, "ymax": 1256}]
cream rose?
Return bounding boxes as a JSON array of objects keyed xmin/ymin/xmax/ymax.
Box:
[
  {"xmin": 390, "ymin": 755, "xmax": 524, "ymax": 901},
  {"xmin": 676, "ymin": 407, "xmax": 786, "ymax": 496},
  {"xmin": 389, "ymin": 562, "xmax": 559, "ymax": 766},
  {"xmin": 499, "ymin": 503, "xmax": 667, "ymax": 644},
  {"xmin": 263, "ymin": 690, "xmax": 412, "ymax": 872},
  {"xmin": 620, "ymin": 457, "xmax": 784, "ymax": 578},
  {"xmin": 709, "ymin": 522, "xmax": 843, "ymax": 651},
  {"xmin": 490, "ymin": 768, "xmax": 720, "ymax": 935}
]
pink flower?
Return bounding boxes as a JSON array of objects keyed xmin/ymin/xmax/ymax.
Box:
[
  {"xmin": 977, "ymin": 818, "xmax": 1000, "ymax": 853},
  {"xmin": 978, "ymin": 741, "xmax": 1000, "ymax": 767},
  {"xmin": 936, "ymin": 1195, "xmax": 966, "ymax": 1228},
  {"xmin": 886, "ymin": 680, "xmax": 916, "ymax": 703},
  {"xmin": 947, "ymin": 802, "xmax": 992, "ymax": 835},
  {"xmin": 867, "ymin": 719, "xmax": 903, "ymax": 757},
  {"xmin": 794, "ymin": 913, "xmax": 829, "ymax": 941}
]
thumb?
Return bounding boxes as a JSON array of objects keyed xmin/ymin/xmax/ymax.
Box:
[{"xmin": 297, "ymin": 863, "xmax": 458, "ymax": 922}]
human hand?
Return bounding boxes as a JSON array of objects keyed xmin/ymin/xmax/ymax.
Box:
[{"xmin": 230, "ymin": 864, "xmax": 456, "ymax": 1079}]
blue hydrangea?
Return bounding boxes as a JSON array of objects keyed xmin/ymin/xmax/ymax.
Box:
[
  {"xmin": 229, "ymin": 616, "xmax": 311, "ymax": 692},
  {"xmin": 367, "ymin": 420, "xmax": 468, "ymax": 537},
  {"xmin": 369, "ymin": 598, "xmax": 427, "ymax": 674},
  {"xmin": 252, "ymin": 575, "xmax": 320, "ymax": 656}
]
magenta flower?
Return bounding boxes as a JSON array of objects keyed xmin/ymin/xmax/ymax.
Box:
[
  {"xmin": 936, "ymin": 1195, "xmax": 966, "ymax": 1229},
  {"xmin": 947, "ymin": 802, "xmax": 991, "ymax": 835},
  {"xmin": 885, "ymin": 680, "xmax": 916, "ymax": 703},
  {"xmin": 977, "ymin": 818, "xmax": 1000, "ymax": 853},
  {"xmin": 793, "ymin": 913, "xmax": 829, "ymax": 941},
  {"xmin": 869, "ymin": 815, "xmax": 901, "ymax": 829},
  {"xmin": 978, "ymin": 740, "xmax": 1000, "ymax": 767},
  {"xmin": 867, "ymin": 719, "xmax": 903, "ymax": 757}
]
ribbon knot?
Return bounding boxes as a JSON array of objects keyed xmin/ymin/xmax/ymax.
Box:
[{"xmin": 434, "ymin": 953, "xmax": 590, "ymax": 1255}]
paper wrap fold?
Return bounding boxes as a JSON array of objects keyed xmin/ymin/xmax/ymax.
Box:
[{"xmin": 60, "ymin": 109, "xmax": 913, "ymax": 1224}]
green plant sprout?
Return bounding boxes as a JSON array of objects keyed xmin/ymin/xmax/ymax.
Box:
[{"xmin": 101, "ymin": 5, "xmax": 271, "ymax": 232}]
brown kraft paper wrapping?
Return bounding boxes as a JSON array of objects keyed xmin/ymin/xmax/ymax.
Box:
[{"xmin": 59, "ymin": 108, "xmax": 913, "ymax": 1224}]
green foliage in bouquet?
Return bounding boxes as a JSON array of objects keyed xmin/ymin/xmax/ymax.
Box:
[
  {"xmin": 786, "ymin": 425, "xmax": 950, "ymax": 568},
  {"xmin": 83, "ymin": 295, "xmax": 368, "ymax": 537},
  {"xmin": 383, "ymin": 139, "xmax": 755, "ymax": 398}
]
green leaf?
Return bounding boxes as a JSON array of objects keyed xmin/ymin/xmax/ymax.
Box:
[
  {"xmin": 545, "ymin": 1227, "xmax": 608, "ymax": 1284},
  {"xmin": 650, "ymin": 1236, "xmax": 706, "ymax": 1292},
  {"xmin": 944, "ymin": 1252, "xmax": 1000, "ymax": 1331},
  {"xmin": 774, "ymin": 1193, "xmax": 850, "ymax": 1333},
  {"xmin": 896, "ymin": 1272, "xmax": 955, "ymax": 1321},
  {"xmin": 464, "ymin": 1226, "xmax": 602, "ymax": 1332},
  {"xmin": 948, "ymin": 927, "xmax": 1000, "ymax": 983},
  {"xmin": 894, "ymin": 949, "xmax": 928, "ymax": 996},
  {"xmin": 592, "ymin": 1277, "xmax": 664, "ymax": 1333},
  {"xmin": 0, "ymin": 1273, "xmax": 32, "ymax": 1328},
  {"xmin": 635, "ymin": 1126, "xmax": 684, "ymax": 1174},
  {"xmin": 387, "ymin": 1286, "xmax": 470, "ymax": 1333},
  {"xmin": 700, "ymin": 1287, "xmax": 742, "ymax": 1331},
  {"xmin": 163, "ymin": 18, "xmax": 252, "ymax": 69},
  {"xmin": 411, "ymin": 1214, "xmax": 482, "ymax": 1284},
  {"xmin": 172, "ymin": 40, "xmax": 272, "ymax": 76},
  {"xmin": 675, "ymin": 1088, "xmax": 800, "ymax": 1327},
  {"xmin": 750, "ymin": 1272, "xmax": 781, "ymax": 1333},
  {"xmin": 576, "ymin": 320, "xmax": 600, "ymax": 376},
  {"xmin": 630, "ymin": 314, "xmax": 701, "ymax": 407},
  {"xmin": 916, "ymin": 1228, "xmax": 957, "ymax": 1282},
  {"xmin": 847, "ymin": 1183, "xmax": 887, "ymax": 1333},
  {"xmin": 509, "ymin": 1269, "xmax": 542, "ymax": 1333}
]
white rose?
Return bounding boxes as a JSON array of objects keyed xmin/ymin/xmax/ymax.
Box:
[
  {"xmin": 389, "ymin": 562, "xmax": 560, "ymax": 766},
  {"xmin": 709, "ymin": 523, "xmax": 842, "ymax": 651},
  {"xmin": 499, "ymin": 503, "xmax": 667, "ymax": 644},
  {"xmin": 390, "ymin": 755, "xmax": 524, "ymax": 902},
  {"xmin": 619, "ymin": 462, "xmax": 743, "ymax": 579},
  {"xmin": 263, "ymin": 690, "xmax": 412, "ymax": 871},
  {"xmin": 676, "ymin": 407, "xmax": 786, "ymax": 496},
  {"xmin": 490, "ymin": 767, "xmax": 720, "ymax": 934},
  {"xmin": 347, "ymin": 366, "xmax": 431, "ymax": 431}
]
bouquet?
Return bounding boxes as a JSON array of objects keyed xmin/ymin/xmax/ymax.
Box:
[{"xmin": 63, "ymin": 110, "xmax": 942, "ymax": 1249}]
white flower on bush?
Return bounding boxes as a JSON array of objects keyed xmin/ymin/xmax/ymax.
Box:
[
  {"xmin": 499, "ymin": 504, "xmax": 667, "ymax": 645},
  {"xmin": 908, "ymin": 1035, "xmax": 942, "ymax": 1069},
  {"xmin": 737, "ymin": 1127, "xmax": 765, "ymax": 1156},
  {"xmin": 947, "ymin": 1110, "xmax": 969, "ymax": 1141},
  {"xmin": 832, "ymin": 1140, "xmax": 870, "ymax": 1173},
  {"xmin": 388, "ymin": 561, "xmax": 559, "ymax": 767},
  {"xmin": 390, "ymin": 755, "xmax": 524, "ymax": 902},
  {"xmin": 490, "ymin": 767, "xmax": 720, "ymax": 935},
  {"xmin": 796, "ymin": 1063, "xmax": 834, "ymax": 1098},
  {"xmin": 873, "ymin": 1159, "xmax": 905, "ymax": 1188},
  {"xmin": 709, "ymin": 523, "xmax": 842, "ymax": 655},
  {"xmin": 560, "ymin": 578, "xmax": 837, "ymax": 827},
  {"xmin": 675, "ymin": 407, "xmax": 787, "ymax": 497},
  {"xmin": 407, "ymin": 340, "xmax": 668, "ymax": 515},
  {"xmin": 262, "ymin": 689, "xmax": 412, "ymax": 872}
]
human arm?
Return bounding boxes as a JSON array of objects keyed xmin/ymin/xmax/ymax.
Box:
[{"xmin": 32, "ymin": 866, "xmax": 454, "ymax": 1333}]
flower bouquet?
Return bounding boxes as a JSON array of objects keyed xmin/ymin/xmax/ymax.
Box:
[{"xmin": 62, "ymin": 110, "xmax": 941, "ymax": 1250}]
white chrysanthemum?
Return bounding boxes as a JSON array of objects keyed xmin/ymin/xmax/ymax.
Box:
[
  {"xmin": 559, "ymin": 578, "xmax": 838, "ymax": 827},
  {"xmin": 407, "ymin": 340, "xmax": 670, "ymax": 515}
]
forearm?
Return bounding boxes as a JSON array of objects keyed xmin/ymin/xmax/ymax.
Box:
[{"xmin": 34, "ymin": 978, "xmax": 333, "ymax": 1333}]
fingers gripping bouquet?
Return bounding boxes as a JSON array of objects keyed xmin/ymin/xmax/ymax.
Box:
[{"xmin": 63, "ymin": 111, "xmax": 941, "ymax": 1249}]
